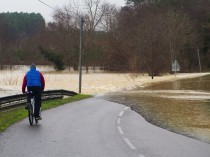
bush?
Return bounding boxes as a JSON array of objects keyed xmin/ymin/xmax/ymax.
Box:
[{"xmin": 38, "ymin": 46, "xmax": 65, "ymax": 70}]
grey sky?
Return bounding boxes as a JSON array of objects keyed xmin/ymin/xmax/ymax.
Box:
[{"xmin": 0, "ymin": 0, "xmax": 126, "ymax": 22}]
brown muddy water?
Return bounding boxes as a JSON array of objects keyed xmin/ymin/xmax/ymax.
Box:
[{"xmin": 100, "ymin": 74, "xmax": 210, "ymax": 143}]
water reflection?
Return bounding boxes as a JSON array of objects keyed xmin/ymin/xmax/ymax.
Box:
[
  {"xmin": 172, "ymin": 80, "xmax": 180, "ymax": 90},
  {"xmin": 101, "ymin": 75, "xmax": 210, "ymax": 143},
  {"xmin": 146, "ymin": 75, "xmax": 210, "ymax": 91}
]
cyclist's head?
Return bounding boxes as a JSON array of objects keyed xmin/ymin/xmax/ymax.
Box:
[{"xmin": 30, "ymin": 63, "xmax": 36, "ymax": 70}]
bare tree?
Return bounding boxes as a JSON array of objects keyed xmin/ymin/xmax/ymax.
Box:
[
  {"xmin": 164, "ymin": 9, "xmax": 201, "ymax": 72},
  {"xmin": 80, "ymin": 0, "xmax": 116, "ymax": 72},
  {"xmin": 83, "ymin": 0, "xmax": 108, "ymax": 31},
  {"xmin": 115, "ymin": 4, "xmax": 201, "ymax": 75},
  {"xmin": 45, "ymin": 0, "xmax": 115, "ymax": 72},
  {"xmin": 102, "ymin": 3, "xmax": 118, "ymax": 32}
]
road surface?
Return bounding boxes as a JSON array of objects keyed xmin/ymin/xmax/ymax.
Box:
[{"xmin": 0, "ymin": 98, "xmax": 210, "ymax": 157}]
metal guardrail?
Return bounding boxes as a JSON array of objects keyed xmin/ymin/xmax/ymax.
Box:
[{"xmin": 0, "ymin": 90, "xmax": 77, "ymax": 111}]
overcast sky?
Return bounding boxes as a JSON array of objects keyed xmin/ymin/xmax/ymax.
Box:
[{"xmin": 0, "ymin": 0, "xmax": 126, "ymax": 22}]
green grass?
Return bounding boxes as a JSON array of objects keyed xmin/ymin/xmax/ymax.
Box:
[{"xmin": 0, "ymin": 94, "xmax": 92, "ymax": 132}]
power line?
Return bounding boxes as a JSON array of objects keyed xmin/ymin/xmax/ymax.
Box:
[
  {"xmin": 37, "ymin": 0, "xmax": 60, "ymax": 12},
  {"xmin": 37, "ymin": 0, "xmax": 82, "ymax": 17}
]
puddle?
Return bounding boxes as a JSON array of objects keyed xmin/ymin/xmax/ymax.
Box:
[{"xmin": 101, "ymin": 75, "xmax": 210, "ymax": 143}]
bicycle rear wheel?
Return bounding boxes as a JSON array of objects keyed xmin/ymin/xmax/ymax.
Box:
[{"xmin": 28, "ymin": 103, "xmax": 34, "ymax": 126}]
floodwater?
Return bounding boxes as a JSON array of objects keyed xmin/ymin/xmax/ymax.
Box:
[{"xmin": 101, "ymin": 75, "xmax": 210, "ymax": 143}]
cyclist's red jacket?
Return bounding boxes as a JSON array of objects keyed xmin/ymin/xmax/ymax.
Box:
[{"xmin": 22, "ymin": 70, "xmax": 45, "ymax": 93}]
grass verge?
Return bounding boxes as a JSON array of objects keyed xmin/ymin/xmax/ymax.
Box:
[{"xmin": 0, "ymin": 94, "xmax": 92, "ymax": 133}]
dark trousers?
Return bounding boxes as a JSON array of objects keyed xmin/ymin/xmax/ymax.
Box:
[{"xmin": 27, "ymin": 86, "xmax": 42, "ymax": 117}]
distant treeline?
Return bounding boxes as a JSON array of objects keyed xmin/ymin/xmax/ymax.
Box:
[
  {"xmin": 0, "ymin": 12, "xmax": 45, "ymax": 39},
  {"xmin": 0, "ymin": 12, "xmax": 45, "ymax": 66},
  {"xmin": 0, "ymin": 0, "xmax": 209, "ymax": 75}
]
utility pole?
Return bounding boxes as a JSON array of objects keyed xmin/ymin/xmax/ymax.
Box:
[
  {"xmin": 152, "ymin": 51, "xmax": 154, "ymax": 79},
  {"xmin": 197, "ymin": 49, "xmax": 201, "ymax": 72},
  {"xmin": 79, "ymin": 17, "xmax": 85, "ymax": 93},
  {"xmin": 37, "ymin": 0, "xmax": 86, "ymax": 92}
]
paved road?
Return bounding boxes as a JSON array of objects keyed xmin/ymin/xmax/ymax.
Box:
[{"xmin": 0, "ymin": 98, "xmax": 210, "ymax": 157}]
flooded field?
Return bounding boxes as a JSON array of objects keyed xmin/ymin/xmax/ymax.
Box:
[
  {"xmin": 100, "ymin": 75, "xmax": 210, "ymax": 143},
  {"xmin": 0, "ymin": 66, "xmax": 209, "ymax": 142},
  {"xmin": 1, "ymin": 65, "xmax": 207, "ymax": 97}
]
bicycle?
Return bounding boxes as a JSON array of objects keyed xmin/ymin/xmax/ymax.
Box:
[{"xmin": 26, "ymin": 92, "xmax": 40, "ymax": 125}]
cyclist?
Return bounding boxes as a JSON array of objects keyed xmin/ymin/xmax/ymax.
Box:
[{"xmin": 22, "ymin": 64, "xmax": 45, "ymax": 120}]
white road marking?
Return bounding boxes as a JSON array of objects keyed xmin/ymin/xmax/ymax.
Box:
[
  {"xmin": 123, "ymin": 138, "xmax": 136, "ymax": 150},
  {"xmin": 117, "ymin": 118, "xmax": 121, "ymax": 125},
  {"xmin": 119, "ymin": 111, "xmax": 124, "ymax": 117},
  {"xmin": 124, "ymin": 107, "xmax": 129, "ymax": 110},
  {"xmin": 117, "ymin": 108, "xmax": 146, "ymax": 157},
  {"xmin": 117, "ymin": 126, "xmax": 124, "ymax": 135}
]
